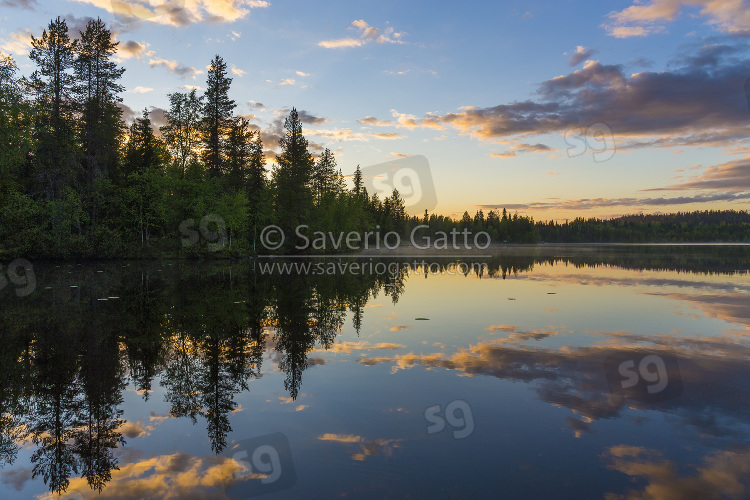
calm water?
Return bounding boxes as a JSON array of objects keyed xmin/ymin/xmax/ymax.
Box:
[{"xmin": 2, "ymin": 246, "xmax": 750, "ymax": 499}]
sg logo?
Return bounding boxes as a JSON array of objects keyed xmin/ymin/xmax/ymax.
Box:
[
  {"xmin": 424, "ymin": 399, "xmax": 474, "ymax": 439},
  {"xmin": 563, "ymin": 122, "xmax": 616, "ymax": 162},
  {"xmin": 604, "ymin": 352, "xmax": 682, "ymax": 403},
  {"xmin": 0, "ymin": 259, "xmax": 36, "ymax": 298},
  {"xmin": 226, "ymin": 432, "xmax": 296, "ymax": 498},
  {"xmin": 179, "ymin": 214, "xmax": 227, "ymax": 252},
  {"xmin": 362, "ymin": 155, "xmax": 437, "ymax": 212}
]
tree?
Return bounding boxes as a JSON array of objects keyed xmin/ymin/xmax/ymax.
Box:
[
  {"xmin": 161, "ymin": 89, "xmax": 203, "ymax": 179},
  {"xmin": 311, "ymin": 148, "xmax": 337, "ymax": 204},
  {"xmin": 0, "ymin": 53, "xmax": 33, "ymax": 202},
  {"xmin": 123, "ymin": 110, "xmax": 166, "ymax": 247},
  {"xmin": 74, "ymin": 18, "xmax": 124, "ymax": 186},
  {"xmin": 225, "ymin": 116, "xmax": 253, "ymax": 192},
  {"xmin": 201, "ymin": 55, "xmax": 235, "ymax": 178},
  {"xmin": 352, "ymin": 164, "xmax": 364, "ymax": 196},
  {"xmin": 247, "ymin": 130, "xmax": 267, "ymax": 251},
  {"xmin": 74, "ymin": 18, "xmax": 125, "ymax": 234},
  {"xmin": 26, "ymin": 17, "xmax": 78, "ymax": 200},
  {"xmin": 271, "ymin": 108, "xmax": 314, "ymax": 250},
  {"xmin": 389, "ymin": 189, "xmax": 406, "ymax": 233}
]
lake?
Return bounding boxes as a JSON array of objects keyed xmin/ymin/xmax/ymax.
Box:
[{"xmin": 2, "ymin": 245, "xmax": 750, "ymax": 499}]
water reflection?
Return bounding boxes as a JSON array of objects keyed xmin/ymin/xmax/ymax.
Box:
[{"xmin": 0, "ymin": 246, "xmax": 748, "ymax": 497}]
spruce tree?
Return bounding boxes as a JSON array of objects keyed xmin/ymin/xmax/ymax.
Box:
[
  {"xmin": 201, "ymin": 55, "xmax": 235, "ymax": 178},
  {"xmin": 311, "ymin": 148, "xmax": 337, "ymax": 204},
  {"xmin": 271, "ymin": 108, "xmax": 314, "ymax": 250}
]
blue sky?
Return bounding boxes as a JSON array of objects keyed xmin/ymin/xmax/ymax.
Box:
[{"xmin": 1, "ymin": 0, "xmax": 749, "ymax": 219}]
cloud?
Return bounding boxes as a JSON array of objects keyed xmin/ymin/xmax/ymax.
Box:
[
  {"xmin": 320, "ymin": 341, "xmax": 405, "ymax": 354},
  {"xmin": 297, "ymin": 110, "xmax": 326, "ymax": 125},
  {"xmin": 148, "ymin": 107, "xmax": 168, "ymax": 129},
  {"xmin": 358, "ymin": 116, "xmax": 392, "ymax": 127},
  {"xmin": 364, "ymin": 325, "xmax": 750, "ymax": 434},
  {"xmin": 117, "ymin": 419, "xmax": 156, "ymax": 438},
  {"xmin": 317, "ymin": 434, "xmax": 402, "ymax": 462},
  {"xmin": 129, "ymin": 86, "xmax": 153, "ymax": 93},
  {"xmin": 568, "ymin": 45, "xmax": 596, "ymax": 66},
  {"xmin": 485, "ymin": 324, "xmax": 561, "ymax": 341},
  {"xmin": 477, "ymin": 192, "xmax": 750, "ymax": 212},
  {"xmin": 72, "ymin": 0, "xmax": 270, "ymax": 27},
  {"xmin": 605, "ymin": 446, "xmax": 750, "ymax": 499},
  {"xmin": 646, "ymin": 155, "xmax": 750, "ymax": 192},
  {"xmin": 389, "ymin": 325, "xmax": 410, "ymax": 331},
  {"xmin": 0, "ymin": 30, "xmax": 33, "ymax": 56},
  {"xmin": 356, "ymin": 109, "xmax": 443, "ymax": 131},
  {"xmin": 311, "ymin": 129, "xmax": 403, "ymax": 142},
  {"xmin": 490, "ymin": 142, "xmax": 553, "ymax": 158},
  {"xmin": 149, "ymin": 57, "xmax": 202, "ymax": 78},
  {"xmin": 231, "ymin": 65, "xmax": 245, "ymax": 76},
  {"xmin": 117, "ymin": 102, "xmax": 137, "ymax": 123},
  {"xmin": 118, "ymin": 40, "xmax": 154, "ymax": 59},
  {"xmin": 318, "ymin": 38, "xmax": 363, "ymax": 49},
  {"xmin": 0, "ymin": 0, "xmax": 37, "ymax": 9},
  {"xmin": 266, "ymin": 77, "xmax": 295, "ymax": 86},
  {"xmin": 36, "ymin": 452, "xmax": 245, "ymax": 500},
  {"xmin": 400, "ymin": 45, "xmax": 750, "ymax": 154},
  {"xmin": 1, "ymin": 467, "xmax": 31, "ymax": 491},
  {"xmin": 295, "ymin": 70, "xmax": 310, "ymax": 76},
  {"xmin": 605, "ymin": 0, "xmax": 750, "ymax": 37},
  {"xmin": 319, "ymin": 19, "xmax": 405, "ymax": 49},
  {"xmin": 606, "ymin": 25, "xmax": 668, "ymax": 37}
]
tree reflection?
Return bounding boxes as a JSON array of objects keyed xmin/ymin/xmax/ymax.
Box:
[{"xmin": 2, "ymin": 250, "xmax": 747, "ymax": 495}]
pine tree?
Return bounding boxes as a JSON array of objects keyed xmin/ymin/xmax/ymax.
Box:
[
  {"xmin": 26, "ymin": 17, "xmax": 78, "ymax": 200},
  {"xmin": 74, "ymin": 18, "xmax": 124, "ymax": 185},
  {"xmin": 201, "ymin": 55, "xmax": 235, "ymax": 178}
]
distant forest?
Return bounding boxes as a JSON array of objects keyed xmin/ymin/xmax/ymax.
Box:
[{"xmin": 1, "ymin": 17, "xmax": 748, "ymax": 260}]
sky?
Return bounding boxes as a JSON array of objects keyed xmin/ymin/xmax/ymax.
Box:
[{"xmin": 1, "ymin": 0, "xmax": 749, "ymax": 220}]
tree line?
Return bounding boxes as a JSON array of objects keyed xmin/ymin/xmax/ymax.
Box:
[
  {"xmin": 0, "ymin": 16, "xmax": 532, "ymax": 259},
  {"xmin": 537, "ymin": 210, "xmax": 750, "ymax": 243}
]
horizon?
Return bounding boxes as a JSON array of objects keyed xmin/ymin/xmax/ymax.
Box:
[{"xmin": 1, "ymin": 0, "xmax": 749, "ymax": 221}]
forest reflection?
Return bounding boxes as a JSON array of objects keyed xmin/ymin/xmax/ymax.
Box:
[{"xmin": 1, "ymin": 246, "xmax": 749, "ymax": 494}]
